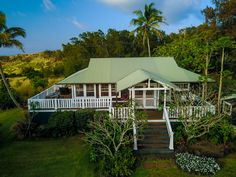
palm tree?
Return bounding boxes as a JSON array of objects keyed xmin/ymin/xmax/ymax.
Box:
[
  {"xmin": 0, "ymin": 11, "xmax": 26, "ymax": 109},
  {"xmin": 130, "ymin": 2, "xmax": 165, "ymax": 57}
]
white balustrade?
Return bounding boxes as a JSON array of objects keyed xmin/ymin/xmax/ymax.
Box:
[
  {"xmin": 163, "ymin": 108, "xmax": 174, "ymax": 150},
  {"xmin": 110, "ymin": 107, "xmax": 132, "ymax": 120},
  {"xmin": 28, "ymin": 97, "xmax": 112, "ymax": 111},
  {"xmin": 166, "ymin": 105, "xmax": 216, "ymax": 119}
]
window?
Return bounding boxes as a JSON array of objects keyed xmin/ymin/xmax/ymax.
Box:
[
  {"xmin": 101, "ymin": 84, "xmax": 109, "ymax": 96},
  {"xmin": 86, "ymin": 84, "xmax": 94, "ymax": 97},
  {"xmin": 76, "ymin": 84, "xmax": 84, "ymax": 97},
  {"xmin": 146, "ymin": 90, "xmax": 154, "ymax": 98},
  {"xmin": 111, "ymin": 84, "xmax": 116, "ymax": 96},
  {"xmin": 135, "ymin": 85, "xmax": 143, "ymax": 98}
]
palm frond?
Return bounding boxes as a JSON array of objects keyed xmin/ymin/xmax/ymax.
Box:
[
  {"xmin": 0, "ymin": 12, "xmax": 6, "ymax": 32},
  {"xmin": 132, "ymin": 10, "xmax": 143, "ymax": 18},
  {"xmin": 6, "ymin": 27, "xmax": 26, "ymax": 38},
  {"xmin": 2, "ymin": 39, "xmax": 24, "ymax": 52}
]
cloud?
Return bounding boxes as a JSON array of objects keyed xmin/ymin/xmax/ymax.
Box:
[
  {"xmin": 42, "ymin": 0, "xmax": 56, "ymax": 11},
  {"xmin": 98, "ymin": 0, "xmax": 207, "ymax": 26},
  {"xmin": 98, "ymin": 0, "xmax": 147, "ymax": 12},
  {"xmin": 158, "ymin": 0, "xmax": 202, "ymax": 24},
  {"xmin": 162, "ymin": 13, "xmax": 203, "ymax": 34},
  {"xmin": 72, "ymin": 17, "xmax": 86, "ymax": 30}
]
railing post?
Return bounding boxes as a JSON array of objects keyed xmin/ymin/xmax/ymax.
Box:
[
  {"xmin": 132, "ymin": 101, "xmax": 137, "ymax": 150},
  {"xmin": 169, "ymin": 132, "xmax": 174, "ymax": 149},
  {"xmin": 54, "ymin": 99, "xmax": 57, "ymax": 110},
  {"xmin": 82, "ymin": 98, "xmax": 85, "ymax": 109}
]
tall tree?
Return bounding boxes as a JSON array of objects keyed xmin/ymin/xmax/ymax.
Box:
[
  {"xmin": 130, "ymin": 2, "xmax": 165, "ymax": 57},
  {"xmin": 0, "ymin": 11, "xmax": 25, "ymax": 109},
  {"xmin": 214, "ymin": 36, "xmax": 235, "ymax": 113}
]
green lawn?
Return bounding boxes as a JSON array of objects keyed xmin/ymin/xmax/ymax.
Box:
[
  {"xmin": 1, "ymin": 109, "xmax": 236, "ymax": 177},
  {"xmin": 132, "ymin": 153, "xmax": 236, "ymax": 177},
  {"xmin": 0, "ymin": 109, "xmax": 24, "ymax": 142},
  {"xmin": 0, "ymin": 109, "xmax": 94, "ymax": 177}
]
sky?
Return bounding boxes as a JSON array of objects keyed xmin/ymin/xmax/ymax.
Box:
[{"xmin": 1, "ymin": 0, "xmax": 213, "ymax": 56}]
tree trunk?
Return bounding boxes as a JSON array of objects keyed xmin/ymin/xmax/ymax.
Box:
[
  {"xmin": 203, "ymin": 52, "xmax": 209, "ymax": 100},
  {"xmin": 217, "ymin": 47, "xmax": 224, "ymax": 114},
  {"xmin": 0, "ymin": 62, "xmax": 22, "ymax": 109},
  {"xmin": 147, "ymin": 36, "xmax": 151, "ymax": 57}
]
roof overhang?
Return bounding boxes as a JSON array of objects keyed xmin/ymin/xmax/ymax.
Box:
[{"xmin": 116, "ymin": 69, "xmax": 180, "ymax": 91}]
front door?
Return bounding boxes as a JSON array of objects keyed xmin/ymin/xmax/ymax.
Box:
[
  {"xmin": 135, "ymin": 90, "xmax": 156, "ymax": 109},
  {"xmin": 145, "ymin": 90, "xmax": 156, "ymax": 108}
]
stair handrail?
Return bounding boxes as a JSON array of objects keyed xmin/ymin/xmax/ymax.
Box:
[{"xmin": 163, "ymin": 108, "xmax": 174, "ymax": 150}]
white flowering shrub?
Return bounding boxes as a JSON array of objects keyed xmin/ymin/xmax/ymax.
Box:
[{"xmin": 176, "ymin": 153, "xmax": 220, "ymax": 175}]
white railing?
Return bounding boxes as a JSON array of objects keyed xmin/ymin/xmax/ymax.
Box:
[
  {"xmin": 30, "ymin": 85, "xmax": 60, "ymax": 99},
  {"xmin": 110, "ymin": 107, "xmax": 132, "ymax": 120},
  {"xmin": 163, "ymin": 108, "xmax": 174, "ymax": 150},
  {"xmin": 28, "ymin": 97, "xmax": 112, "ymax": 111},
  {"xmin": 167, "ymin": 105, "xmax": 216, "ymax": 119}
]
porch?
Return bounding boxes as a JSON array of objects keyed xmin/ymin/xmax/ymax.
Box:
[
  {"xmin": 28, "ymin": 81, "xmax": 216, "ymax": 119},
  {"xmin": 28, "ymin": 82, "xmax": 216, "ymax": 152}
]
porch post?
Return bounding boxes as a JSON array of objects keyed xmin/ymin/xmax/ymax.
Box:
[
  {"xmin": 108, "ymin": 84, "xmax": 112, "ymax": 97},
  {"xmin": 129, "ymin": 89, "xmax": 131, "ymax": 99},
  {"xmin": 131, "ymin": 87, "xmax": 135, "ymax": 99},
  {"xmin": 148, "ymin": 79, "xmax": 150, "ymax": 88},
  {"xmin": 83, "ymin": 84, "xmax": 87, "ymax": 97},
  {"xmin": 164, "ymin": 88, "xmax": 167, "ymax": 109},
  {"xmin": 72, "ymin": 85, "xmax": 76, "ymax": 98},
  {"xmin": 157, "ymin": 90, "xmax": 160, "ymax": 107},
  {"xmin": 99, "ymin": 84, "xmax": 101, "ymax": 98}
]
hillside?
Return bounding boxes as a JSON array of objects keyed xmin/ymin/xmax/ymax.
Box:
[
  {"xmin": 0, "ymin": 51, "xmax": 64, "ymax": 102},
  {"xmin": 1, "ymin": 51, "xmax": 63, "ymax": 76}
]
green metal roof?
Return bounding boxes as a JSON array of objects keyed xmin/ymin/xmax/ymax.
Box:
[
  {"xmin": 58, "ymin": 57, "xmax": 205, "ymax": 90},
  {"xmin": 116, "ymin": 69, "xmax": 180, "ymax": 91}
]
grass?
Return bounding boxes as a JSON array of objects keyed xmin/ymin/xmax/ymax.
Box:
[
  {"xmin": 0, "ymin": 109, "xmax": 24, "ymax": 142},
  {"xmin": 0, "ymin": 109, "xmax": 95, "ymax": 177},
  {"xmin": 132, "ymin": 155, "xmax": 236, "ymax": 177},
  {"xmin": 1, "ymin": 109, "xmax": 236, "ymax": 177},
  {"xmin": 0, "ymin": 137, "xmax": 94, "ymax": 177}
]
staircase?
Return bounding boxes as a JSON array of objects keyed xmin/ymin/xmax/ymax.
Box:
[{"xmin": 136, "ymin": 110, "xmax": 174, "ymax": 159}]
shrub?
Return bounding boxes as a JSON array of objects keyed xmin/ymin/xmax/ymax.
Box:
[
  {"xmin": 45, "ymin": 109, "xmax": 95, "ymax": 137},
  {"xmin": 176, "ymin": 152, "xmax": 220, "ymax": 175},
  {"xmin": 47, "ymin": 111, "xmax": 76, "ymax": 137},
  {"xmin": 84, "ymin": 111, "xmax": 146, "ymax": 177},
  {"xmin": 74, "ymin": 109, "xmax": 95, "ymax": 132},
  {"xmin": 174, "ymin": 124, "xmax": 187, "ymax": 144},
  {"xmin": 103, "ymin": 148, "xmax": 135, "ymax": 177},
  {"xmin": 207, "ymin": 119, "xmax": 233, "ymax": 145},
  {"xmin": 11, "ymin": 112, "xmax": 36, "ymax": 139}
]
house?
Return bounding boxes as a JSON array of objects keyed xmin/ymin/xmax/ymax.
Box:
[{"xmin": 28, "ymin": 57, "xmax": 215, "ymax": 153}]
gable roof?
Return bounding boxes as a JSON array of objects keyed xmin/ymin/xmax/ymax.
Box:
[
  {"xmin": 58, "ymin": 57, "xmax": 205, "ymax": 89},
  {"xmin": 116, "ymin": 69, "xmax": 180, "ymax": 91}
]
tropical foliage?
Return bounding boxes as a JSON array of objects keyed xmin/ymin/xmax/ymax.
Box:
[
  {"xmin": 0, "ymin": 11, "xmax": 25, "ymax": 109},
  {"xmin": 130, "ymin": 2, "xmax": 165, "ymax": 57}
]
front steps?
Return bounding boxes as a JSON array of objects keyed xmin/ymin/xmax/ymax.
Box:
[{"xmin": 136, "ymin": 121, "xmax": 174, "ymax": 159}]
